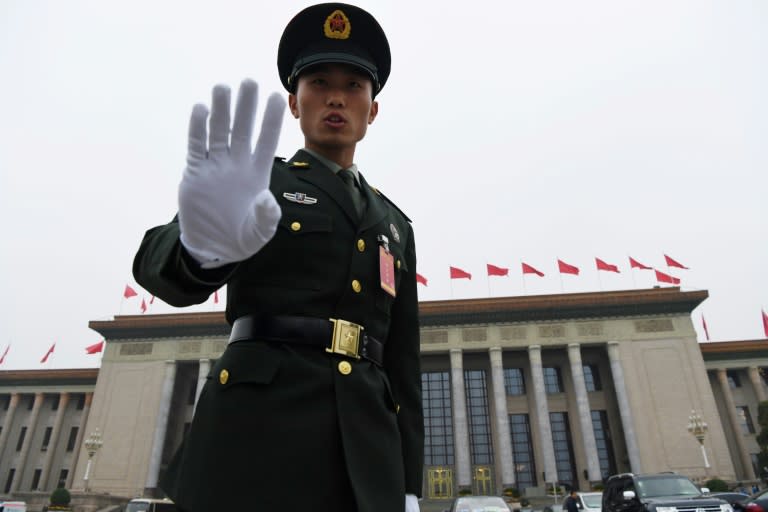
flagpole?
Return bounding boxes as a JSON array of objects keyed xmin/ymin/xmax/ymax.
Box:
[
  {"xmin": 597, "ymin": 268, "xmax": 603, "ymax": 291},
  {"xmin": 557, "ymin": 258, "xmax": 564, "ymax": 293},
  {"xmin": 520, "ymin": 261, "xmax": 527, "ymax": 295},
  {"xmin": 486, "ymin": 273, "xmax": 491, "ymax": 298},
  {"xmin": 450, "ymin": 271, "xmax": 454, "ymax": 299},
  {"xmin": 628, "ymin": 255, "xmax": 637, "ymax": 289}
]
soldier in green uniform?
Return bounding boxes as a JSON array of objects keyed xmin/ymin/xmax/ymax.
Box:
[{"xmin": 132, "ymin": 3, "xmax": 423, "ymax": 512}]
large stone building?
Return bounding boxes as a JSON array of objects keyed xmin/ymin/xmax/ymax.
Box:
[{"xmin": 1, "ymin": 287, "xmax": 766, "ymax": 502}]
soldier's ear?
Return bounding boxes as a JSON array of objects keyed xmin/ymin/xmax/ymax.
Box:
[
  {"xmin": 288, "ymin": 94, "xmax": 300, "ymax": 119},
  {"xmin": 368, "ymin": 100, "xmax": 378, "ymax": 124}
]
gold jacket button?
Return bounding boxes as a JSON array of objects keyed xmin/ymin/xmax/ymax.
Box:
[
  {"xmin": 396, "ymin": 404, "xmax": 401, "ymax": 414},
  {"xmin": 351, "ymin": 280, "xmax": 362, "ymax": 293},
  {"xmin": 219, "ymin": 369, "xmax": 229, "ymax": 385},
  {"xmin": 396, "ymin": 259, "xmax": 401, "ymax": 269},
  {"xmin": 357, "ymin": 239, "xmax": 366, "ymax": 252},
  {"xmin": 290, "ymin": 221, "xmax": 301, "ymax": 232},
  {"xmin": 338, "ymin": 361, "xmax": 352, "ymax": 375}
]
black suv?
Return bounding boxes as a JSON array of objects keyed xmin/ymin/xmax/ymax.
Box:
[{"xmin": 603, "ymin": 473, "xmax": 733, "ymax": 512}]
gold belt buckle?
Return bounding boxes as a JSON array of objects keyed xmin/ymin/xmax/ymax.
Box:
[{"xmin": 326, "ymin": 318, "xmax": 362, "ymax": 359}]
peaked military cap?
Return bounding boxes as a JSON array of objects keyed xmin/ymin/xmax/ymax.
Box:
[{"xmin": 277, "ymin": 3, "xmax": 391, "ymax": 96}]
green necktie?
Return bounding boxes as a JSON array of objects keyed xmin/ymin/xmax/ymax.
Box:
[{"xmin": 338, "ymin": 169, "xmax": 365, "ymax": 218}]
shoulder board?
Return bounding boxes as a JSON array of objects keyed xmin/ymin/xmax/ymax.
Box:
[{"xmin": 371, "ymin": 186, "xmax": 412, "ymax": 223}]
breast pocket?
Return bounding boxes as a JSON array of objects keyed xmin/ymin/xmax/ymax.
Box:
[
  {"xmin": 277, "ymin": 207, "xmax": 333, "ymax": 236},
  {"xmin": 207, "ymin": 342, "xmax": 282, "ymax": 390}
]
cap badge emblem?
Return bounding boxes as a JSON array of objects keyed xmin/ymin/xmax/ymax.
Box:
[{"xmin": 324, "ymin": 10, "xmax": 351, "ymax": 40}]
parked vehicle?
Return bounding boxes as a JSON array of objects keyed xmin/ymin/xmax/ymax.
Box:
[
  {"xmin": 602, "ymin": 473, "xmax": 732, "ymax": 512},
  {"xmin": 709, "ymin": 493, "xmax": 751, "ymax": 508},
  {"xmin": 125, "ymin": 498, "xmax": 177, "ymax": 512},
  {"xmin": 733, "ymin": 488, "xmax": 768, "ymax": 512},
  {"xmin": 0, "ymin": 502, "xmax": 27, "ymax": 512},
  {"xmin": 446, "ymin": 495, "xmax": 511, "ymax": 512},
  {"xmin": 576, "ymin": 492, "xmax": 604, "ymax": 512}
]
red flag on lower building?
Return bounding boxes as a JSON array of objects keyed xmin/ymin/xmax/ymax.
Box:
[
  {"xmin": 450, "ymin": 266, "xmax": 472, "ymax": 280},
  {"xmin": 762, "ymin": 309, "xmax": 768, "ymax": 338},
  {"xmin": 522, "ymin": 262, "xmax": 545, "ymax": 277},
  {"xmin": 0, "ymin": 345, "xmax": 9, "ymax": 364},
  {"xmin": 40, "ymin": 343, "xmax": 55, "ymax": 363},
  {"xmin": 214, "ymin": 290, "xmax": 219, "ymax": 304},
  {"xmin": 702, "ymin": 315, "xmax": 710, "ymax": 341},
  {"xmin": 416, "ymin": 273, "xmax": 428, "ymax": 286},
  {"xmin": 557, "ymin": 259, "xmax": 579, "ymax": 275},
  {"xmin": 140, "ymin": 298, "xmax": 147, "ymax": 313},
  {"xmin": 664, "ymin": 254, "xmax": 689, "ymax": 269},
  {"xmin": 595, "ymin": 258, "xmax": 620, "ymax": 273},
  {"xmin": 655, "ymin": 269, "xmax": 680, "ymax": 285},
  {"xmin": 629, "ymin": 257, "xmax": 652, "ymax": 270},
  {"xmin": 123, "ymin": 285, "xmax": 138, "ymax": 298},
  {"xmin": 486, "ymin": 263, "xmax": 509, "ymax": 277},
  {"xmin": 85, "ymin": 340, "xmax": 105, "ymax": 354}
]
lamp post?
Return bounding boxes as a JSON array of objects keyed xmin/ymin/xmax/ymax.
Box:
[
  {"xmin": 82, "ymin": 428, "xmax": 103, "ymax": 492},
  {"xmin": 687, "ymin": 410, "xmax": 710, "ymax": 470}
]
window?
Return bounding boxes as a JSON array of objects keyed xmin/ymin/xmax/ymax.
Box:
[
  {"xmin": 583, "ymin": 365, "xmax": 602, "ymax": 391},
  {"xmin": 737, "ymin": 406, "xmax": 756, "ymax": 434},
  {"xmin": 504, "ymin": 368, "xmax": 526, "ymax": 395},
  {"xmin": 76, "ymin": 394, "xmax": 86, "ymax": 410},
  {"xmin": 550, "ymin": 412, "xmax": 576, "ymax": 487},
  {"xmin": 422, "ymin": 371, "xmax": 454, "ymax": 466},
  {"xmin": 31, "ymin": 468, "xmax": 42, "ymax": 490},
  {"xmin": 727, "ymin": 370, "xmax": 742, "ymax": 388},
  {"xmin": 27, "ymin": 395, "xmax": 34, "ymax": 410},
  {"xmin": 509, "ymin": 414, "xmax": 537, "ymax": 490},
  {"xmin": 544, "ymin": 367, "xmax": 563, "ymax": 394},
  {"xmin": 2, "ymin": 395, "xmax": 9, "ymax": 410},
  {"xmin": 58, "ymin": 469, "xmax": 69, "ymax": 489},
  {"xmin": 51, "ymin": 394, "xmax": 60, "ymax": 411},
  {"xmin": 16, "ymin": 426, "xmax": 27, "ymax": 451},
  {"xmin": 41, "ymin": 426, "xmax": 53, "ymax": 451},
  {"xmin": 4, "ymin": 468, "xmax": 15, "ymax": 493},
  {"xmin": 592, "ymin": 410, "xmax": 617, "ymax": 479},
  {"xmin": 66, "ymin": 426, "xmax": 79, "ymax": 452},
  {"xmin": 464, "ymin": 369, "xmax": 493, "ymax": 465}
]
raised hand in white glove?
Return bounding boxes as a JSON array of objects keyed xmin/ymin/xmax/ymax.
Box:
[
  {"xmin": 179, "ymin": 79, "xmax": 286, "ymax": 268},
  {"xmin": 405, "ymin": 494, "xmax": 420, "ymax": 512}
]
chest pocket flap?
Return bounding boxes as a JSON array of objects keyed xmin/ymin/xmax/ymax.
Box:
[{"xmin": 207, "ymin": 342, "xmax": 282, "ymax": 389}]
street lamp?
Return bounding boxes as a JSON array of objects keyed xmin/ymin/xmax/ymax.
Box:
[
  {"xmin": 687, "ymin": 410, "xmax": 710, "ymax": 469},
  {"xmin": 82, "ymin": 428, "xmax": 103, "ymax": 492}
]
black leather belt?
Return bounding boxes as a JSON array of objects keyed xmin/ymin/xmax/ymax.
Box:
[{"xmin": 229, "ymin": 314, "xmax": 384, "ymax": 366}]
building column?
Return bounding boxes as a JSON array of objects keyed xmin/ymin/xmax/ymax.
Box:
[
  {"xmin": 528, "ymin": 345, "xmax": 557, "ymax": 484},
  {"xmin": 488, "ymin": 347, "xmax": 515, "ymax": 489},
  {"xmin": 145, "ymin": 360, "xmax": 177, "ymax": 492},
  {"xmin": 10, "ymin": 392, "xmax": 44, "ymax": 493},
  {"xmin": 39, "ymin": 392, "xmax": 70, "ymax": 490},
  {"xmin": 748, "ymin": 367, "xmax": 767, "ymax": 403},
  {"xmin": 0, "ymin": 393, "xmax": 21, "ymax": 463},
  {"xmin": 67, "ymin": 393, "xmax": 93, "ymax": 489},
  {"xmin": 194, "ymin": 358, "xmax": 210, "ymax": 412},
  {"xmin": 567, "ymin": 343, "xmax": 602, "ymax": 483},
  {"xmin": 607, "ymin": 341, "xmax": 642, "ymax": 473},
  {"xmin": 717, "ymin": 369, "xmax": 757, "ymax": 480},
  {"xmin": 450, "ymin": 348, "xmax": 472, "ymax": 490}
]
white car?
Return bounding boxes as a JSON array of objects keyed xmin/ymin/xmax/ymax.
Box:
[
  {"xmin": 576, "ymin": 492, "xmax": 603, "ymax": 512},
  {"xmin": 125, "ymin": 498, "xmax": 177, "ymax": 512}
]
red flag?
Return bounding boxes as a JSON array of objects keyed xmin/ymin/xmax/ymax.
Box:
[
  {"xmin": 214, "ymin": 290, "xmax": 219, "ymax": 304},
  {"xmin": 655, "ymin": 269, "xmax": 680, "ymax": 285},
  {"xmin": 702, "ymin": 315, "xmax": 710, "ymax": 341},
  {"xmin": 85, "ymin": 340, "xmax": 105, "ymax": 354},
  {"xmin": 557, "ymin": 259, "xmax": 579, "ymax": 275},
  {"xmin": 450, "ymin": 266, "xmax": 472, "ymax": 280},
  {"xmin": 595, "ymin": 258, "xmax": 620, "ymax": 273},
  {"xmin": 664, "ymin": 254, "xmax": 689, "ymax": 269},
  {"xmin": 416, "ymin": 273, "xmax": 428, "ymax": 286},
  {"xmin": 629, "ymin": 256, "xmax": 652, "ymax": 270},
  {"xmin": 40, "ymin": 343, "xmax": 55, "ymax": 363},
  {"xmin": 140, "ymin": 298, "xmax": 147, "ymax": 313},
  {"xmin": 521, "ymin": 262, "xmax": 545, "ymax": 277},
  {"xmin": 763, "ymin": 310, "xmax": 768, "ymax": 338},
  {"xmin": 123, "ymin": 285, "xmax": 138, "ymax": 298},
  {"xmin": 0, "ymin": 345, "xmax": 9, "ymax": 364},
  {"xmin": 487, "ymin": 263, "xmax": 509, "ymax": 277}
]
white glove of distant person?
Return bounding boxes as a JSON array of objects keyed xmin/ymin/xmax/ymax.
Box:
[
  {"xmin": 179, "ymin": 79, "xmax": 286, "ymax": 268},
  {"xmin": 406, "ymin": 494, "xmax": 420, "ymax": 512}
]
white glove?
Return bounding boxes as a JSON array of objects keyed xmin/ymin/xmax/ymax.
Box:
[
  {"xmin": 179, "ymin": 79, "xmax": 286, "ymax": 268},
  {"xmin": 405, "ymin": 494, "xmax": 420, "ymax": 512}
]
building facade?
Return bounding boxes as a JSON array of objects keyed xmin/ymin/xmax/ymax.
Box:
[{"xmin": 1, "ymin": 287, "xmax": 767, "ymax": 501}]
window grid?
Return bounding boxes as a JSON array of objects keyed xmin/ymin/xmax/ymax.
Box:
[
  {"xmin": 422, "ymin": 371, "xmax": 455, "ymax": 466},
  {"xmin": 504, "ymin": 368, "xmax": 526, "ymax": 396},
  {"xmin": 509, "ymin": 414, "xmax": 537, "ymax": 490},
  {"xmin": 591, "ymin": 410, "xmax": 616, "ymax": 480},
  {"xmin": 727, "ymin": 370, "xmax": 742, "ymax": 388},
  {"xmin": 583, "ymin": 365, "xmax": 602, "ymax": 392},
  {"xmin": 464, "ymin": 369, "xmax": 493, "ymax": 465},
  {"xmin": 550, "ymin": 412, "xmax": 576, "ymax": 486},
  {"xmin": 544, "ymin": 367, "xmax": 563, "ymax": 394},
  {"xmin": 737, "ymin": 406, "xmax": 756, "ymax": 435}
]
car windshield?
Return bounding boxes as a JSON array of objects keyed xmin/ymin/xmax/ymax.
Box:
[
  {"xmin": 636, "ymin": 477, "xmax": 702, "ymax": 498},
  {"xmin": 581, "ymin": 494, "xmax": 603, "ymax": 507},
  {"xmin": 455, "ymin": 496, "xmax": 509, "ymax": 511}
]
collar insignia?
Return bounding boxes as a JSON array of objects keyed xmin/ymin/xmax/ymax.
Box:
[
  {"xmin": 290, "ymin": 161, "xmax": 310, "ymax": 168},
  {"xmin": 283, "ymin": 192, "xmax": 318, "ymax": 205},
  {"xmin": 324, "ymin": 10, "xmax": 351, "ymax": 40}
]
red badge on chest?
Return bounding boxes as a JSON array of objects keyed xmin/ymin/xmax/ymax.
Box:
[{"xmin": 379, "ymin": 246, "xmax": 396, "ymax": 297}]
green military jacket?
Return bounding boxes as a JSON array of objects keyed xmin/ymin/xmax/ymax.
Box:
[{"xmin": 133, "ymin": 150, "xmax": 423, "ymax": 512}]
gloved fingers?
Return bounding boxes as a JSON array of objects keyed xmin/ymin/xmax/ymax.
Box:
[
  {"xmin": 230, "ymin": 79, "xmax": 259, "ymax": 159},
  {"xmin": 251, "ymin": 92, "xmax": 286, "ymax": 187},
  {"xmin": 187, "ymin": 103, "xmax": 210, "ymax": 168},
  {"xmin": 208, "ymin": 84, "xmax": 232, "ymax": 158}
]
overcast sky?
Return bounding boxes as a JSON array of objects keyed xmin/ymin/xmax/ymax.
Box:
[{"xmin": 1, "ymin": 0, "xmax": 765, "ymax": 370}]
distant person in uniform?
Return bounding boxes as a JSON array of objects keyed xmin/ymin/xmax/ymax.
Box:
[
  {"xmin": 564, "ymin": 490, "xmax": 580, "ymax": 512},
  {"xmin": 133, "ymin": 3, "xmax": 423, "ymax": 512}
]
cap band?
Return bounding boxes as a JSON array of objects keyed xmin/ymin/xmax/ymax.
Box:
[{"xmin": 289, "ymin": 52, "xmax": 380, "ymax": 90}]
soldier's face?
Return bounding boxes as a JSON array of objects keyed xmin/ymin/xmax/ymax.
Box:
[{"xmin": 289, "ymin": 63, "xmax": 378, "ymax": 155}]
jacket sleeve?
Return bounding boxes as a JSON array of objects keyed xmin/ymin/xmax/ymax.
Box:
[
  {"xmin": 132, "ymin": 216, "xmax": 237, "ymax": 307},
  {"xmin": 382, "ymin": 223, "xmax": 424, "ymax": 496}
]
